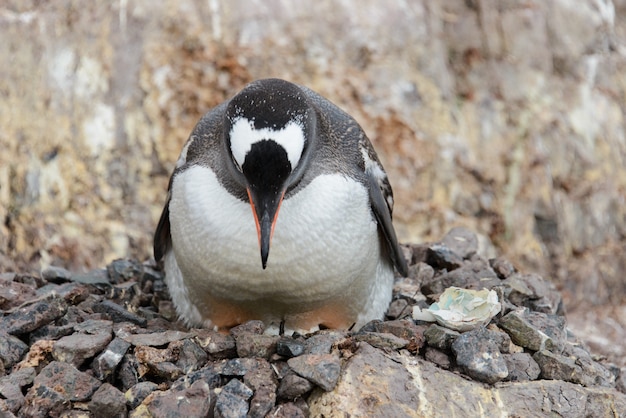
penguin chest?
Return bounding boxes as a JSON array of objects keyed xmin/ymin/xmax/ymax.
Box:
[{"xmin": 168, "ymin": 165, "xmax": 381, "ymax": 304}]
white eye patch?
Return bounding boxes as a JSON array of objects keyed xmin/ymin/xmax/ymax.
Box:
[{"xmin": 229, "ymin": 117, "xmax": 305, "ymax": 170}]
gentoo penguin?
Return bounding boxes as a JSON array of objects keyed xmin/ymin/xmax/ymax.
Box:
[{"xmin": 154, "ymin": 78, "xmax": 407, "ymax": 334}]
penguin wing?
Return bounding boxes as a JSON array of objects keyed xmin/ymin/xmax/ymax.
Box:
[
  {"xmin": 154, "ymin": 187, "xmax": 172, "ymax": 263},
  {"xmin": 364, "ymin": 159, "xmax": 408, "ymax": 277}
]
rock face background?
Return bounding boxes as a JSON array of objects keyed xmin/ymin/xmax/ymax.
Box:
[{"xmin": 1, "ymin": 1, "xmax": 625, "ymax": 360}]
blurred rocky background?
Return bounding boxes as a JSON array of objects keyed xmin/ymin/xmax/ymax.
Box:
[{"xmin": 1, "ymin": 1, "xmax": 625, "ymax": 362}]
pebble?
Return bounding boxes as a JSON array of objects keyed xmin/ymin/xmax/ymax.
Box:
[
  {"xmin": 276, "ymin": 336, "xmax": 306, "ymax": 357},
  {"xmin": 40, "ymin": 265, "xmax": 73, "ymax": 283},
  {"xmin": 0, "ymin": 332, "xmax": 29, "ymax": 370},
  {"xmin": 93, "ymin": 337, "xmax": 132, "ymax": 380},
  {"xmin": 303, "ymin": 330, "xmax": 347, "ymax": 355},
  {"xmin": 424, "ymin": 324, "xmax": 460, "ymax": 350},
  {"xmin": 534, "ymin": 349, "xmax": 615, "ymax": 387},
  {"xmin": 503, "ymin": 352, "xmax": 540, "ymax": 381},
  {"xmin": 70, "ymin": 268, "xmax": 111, "ymax": 285},
  {"xmin": 267, "ymin": 402, "xmax": 307, "ymax": 418},
  {"xmin": 441, "ymin": 226, "xmax": 478, "ymax": 259},
  {"xmin": 426, "ymin": 243, "xmax": 464, "ymax": 271},
  {"xmin": 230, "ymin": 320, "xmax": 265, "ymax": 337},
  {"xmin": 503, "ymin": 273, "xmax": 562, "ymax": 314},
  {"xmin": 88, "ymin": 383, "xmax": 127, "ymax": 418},
  {"xmin": 52, "ymin": 330, "xmax": 113, "ymax": 367},
  {"xmin": 359, "ymin": 319, "xmax": 426, "ymax": 350},
  {"xmin": 1, "ymin": 297, "xmax": 68, "ymax": 335},
  {"xmin": 0, "ymin": 367, "xmax": 35, "ymax": 413},
  {"xmin": 277, "ymin": 372, "xmax": 315, "ymax": 400},
  {"xmin": 107, "ymin": 258, "xmax": 144, "ymax": 284},
  {"xmin": 194, "ymin": 329, "xmax": 237, "ymax": 359},
  {"xmin": 499, "ymin": 308, "xmax": 565, "ymax": 352},
  {"xmin": 235, "ymin": 333, "xmax": 279, "ymax": 359},
  {"xmin": 423, "ymin": 347, "xmax": 451, "ymax": 369},
  {"xmin": 145, "ymin": 379, "xmax": 214, "ymax": 418},
  {"xmin": 451, "ymin": 327, "xmax": 509, "ymax": 384},
  {"xmin": 489, "ymin": 257, "xmax": 516, "ymax": 279},
  {"xmin": 214, "ymin": 378, "xmax": 253, "ymax": 418},
  {"xmin": 287, "ymin": 353, "xmax": 342, "ymax": 392},
  {"xmin": 125, "ymin": 381, "xmax": 159, "ymax": 409},
  {"xmin": 352, "ymin": 332, "xmax": 409, "ymax": 351},
  {"xmin": 21, "ymin": 361, "xmax": 101, "ymax": 416},
  {"xmin": 93, "ymin": 300, "xmax": 148, "ymax": 327},
  {"xmin": 120, "ymin": 329, "xmax": 193, "ymax": 347},
  {"xmin": 176, "ymin": 338, "xmax": 208, "ymax": 373}
]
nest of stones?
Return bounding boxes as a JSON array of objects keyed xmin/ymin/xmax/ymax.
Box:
[{"xmin": 0, "ymin": 227, "xmax": 621, "ymax": 417}]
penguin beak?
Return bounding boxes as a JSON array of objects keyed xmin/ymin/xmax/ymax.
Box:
[{"xmin": 246, "ymin": 187, "xmax": 285, "ymax": 269}]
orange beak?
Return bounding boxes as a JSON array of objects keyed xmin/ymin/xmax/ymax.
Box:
[{"xmin": 246, "ymin": 187, "xmax": 285, "ymax": 269}]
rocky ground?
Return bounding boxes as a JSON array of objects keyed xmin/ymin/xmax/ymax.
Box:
[{"xmin": 1, "ymin": 228, "xmax": 625, "ymax": 417}]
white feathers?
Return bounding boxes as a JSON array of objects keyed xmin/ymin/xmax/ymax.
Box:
[
  {"xmin": 229, "ymin": 117, "xmax": 305, "ymax": 170},
  {"xmin": 166, "ymin": 165, "xmax": 394, "ymax": 331}
]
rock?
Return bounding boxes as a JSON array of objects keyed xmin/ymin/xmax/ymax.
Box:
[
  {"xmin": 426, "ymin": 243, "xmax": 464, "ymax": 271},
  {"xmin": 1, "ymin": 297, "xmax": 68, "ymax": 335},
  {"xmin": 352, "ymin": 332, "xmax": 409, "ymax": 351},
  {"xmin": 235, "ymin": 333, "xmax": 279, "ymax": 359},
  {"xmin": 451, "ymin": 327, "xmax": 509, "ymax": 384},
  {"xmin": 135, "ymin": 344, "xmax": 183, "ymax": 380},
  {"xmin": 424, "ymin": 324, "xmax": 460, "ymax": 350},
  {"xmin": 534, "ymin": 350, "xmax": 615, "ymax": 387},
  {"xmin": 170, "ymin": 364, "xmax": 222, "ymax": 392},
  {"xmin": 276, "ymin": 337, "xmax": 305, "ymax": 357},
  {"xmin": 70, "ymin": 269, "xmax": 111, "ymax": 285},
  {"xmin": 125, "ymin": 382, "xmax": 158, "ymax": 410},
  {"xmin": 242, "ymin": 359, "xmax": 277, "ymax": 417},
  {"xmin": 216, "ymin": 358, "xmax": 262, "ymax": 377},
  {"xmin": 277, "ymin": 373, "xmax": 315, "ymax": 400},
  {"xmin": 93, "ymin": 337, "xmax": 132, "ymax": 380},
  {"xmin": 386, "ymin": 298, "xmax": 411, "ymax": 319},
  {"xmin": 489, "ymin": 257, "xmax": 516, "ymax": 279},
  {"xmin": 175, "ymin": 338, "xmax": 208, "ymax": 373},
  {"xmin": 503, "ymin": 352, "xmax": 541, "ymax": 381},
  {"xmin": 144, "ymin": 380, "xmax": 214, "ymax": 418},
  {"xmin": 21, "ymin": 361, "xmax": 101, "ymax": 416},
  {"xmin": 0, "ymin": 279, "xmax": 38, "ymax": 311},
  {"xmin": 88, "ymin": 383, "xmax": 127, "ymax": 418},
  {"xmin": 267, "ymin": 402, "xmax": 307, "ymax": 418},
  {"xmin": 214, "ymin": 378, "xmax": 253, "ymax": 418},
  {"xmin": 287, "ymin": 353, "xmax": 342, "ymax": 392},
  {"xmin": 194, "ymin": 329, "xmax": 237, "ymax": 359},
  {"xmin": 106, "ymin": 258, "xmax": 144, "ymax": 284},
  {"xmin": 309, "ymin": 343, "xmax": 626, "ymax": 417},
  {"xmin": 441, "ymin": 227, "xmax": 478, "ymax": 259},
  {"xmin": 28, "ymin": 323, "xmax": 75, "ymax": 344},
  {"xmin": 421, "ymin": 259, "xmax": 500, "ymax": 296},
  {"xmin": 303, "ymin": 330, "xmax": 347, "ymax": 355},
  {"xmin": 247, "ymin": 383, "xmax": 276, "ymax": 417},
  {"xmin": 52, "ymin": 330, "xmax": 113, "ymax": 367},
  {"xmin": 424, "ymin": 347, "xmax": 452, "ymax": 369},
  {"xmin": 93, "ymin": 300, "xmax": 148, "ymax": 327},
  {"xmin": 0, "ymin": 367, "xmax": 35, "ymax": 413},
  {"xmin": 499, "ymin": 308, "xmax": 566, "ymax": 352},
  {"xmin": 358, "ymin": 320, "xmax": 426, "ymax": 351},
  {"xmin": 41, "ymin": 266, "xmax": 73, "ymax": 283},
  {"xmin": 120, "ymin": 330, "xmax": 193, "ymax": 347},
  {"xmin": 503, "ymin": 273, "xmax": 562, "ymax": 314},
  {"xmin": 230, "ymin": 320, "xmax": 265, "ymax": 337},
  {"xmin": 117, "ymin": 354, "xmax": 140, "ymax": 391},
  {"xmin": 0, "ymin": 332, "xmax": 29, "ymax": 370}
]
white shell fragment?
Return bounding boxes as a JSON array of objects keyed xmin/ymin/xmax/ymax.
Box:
[{"xmin": 412, "ymin": 287, "xmax": 501, "ymax": 332}]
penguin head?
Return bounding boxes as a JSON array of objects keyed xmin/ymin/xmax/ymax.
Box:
[{"xmin": 224, "ymin": 79, "xmax": 317, "ymax": 269}]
